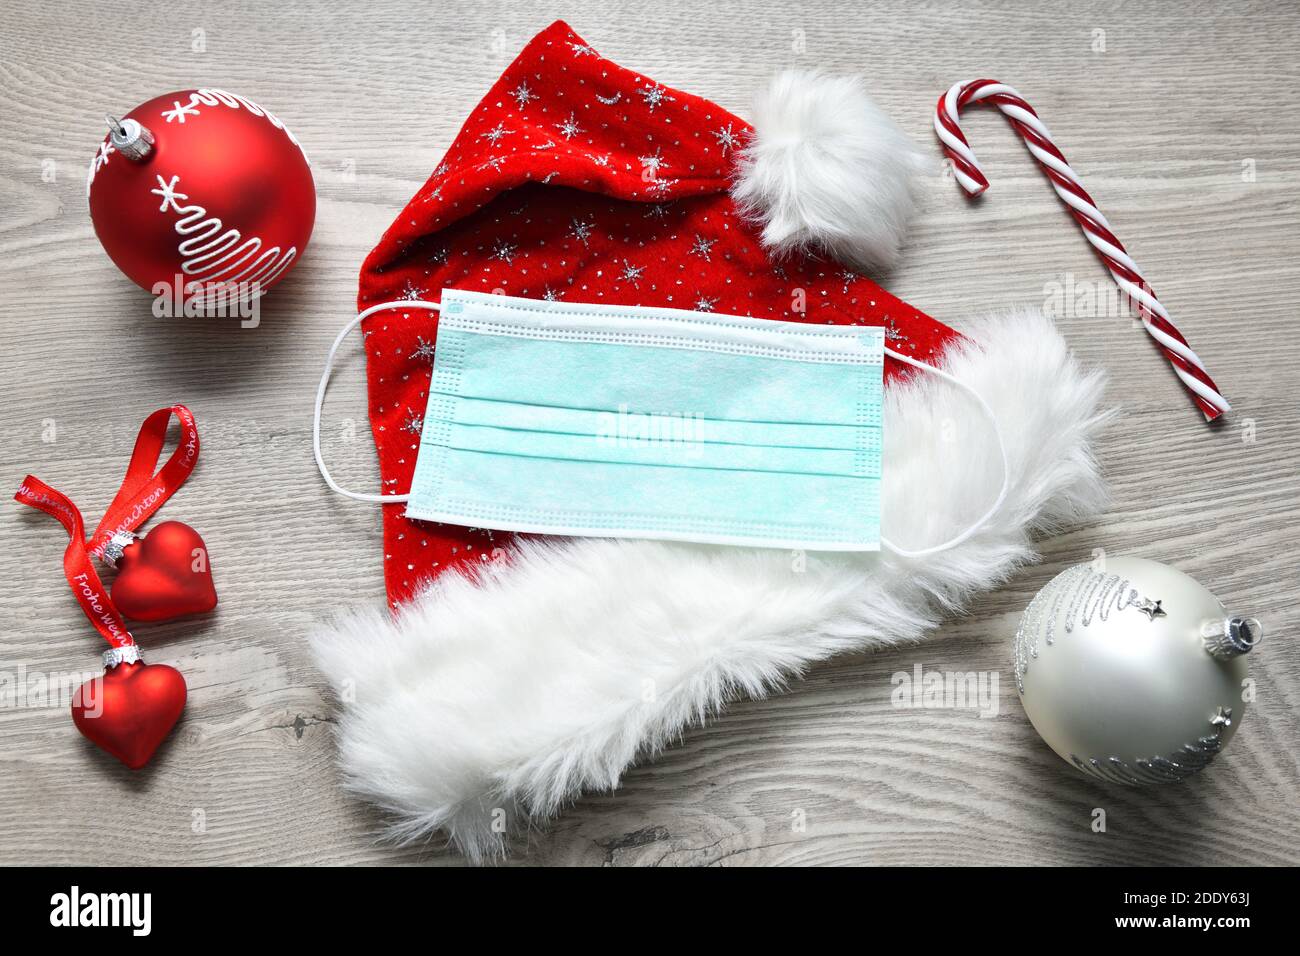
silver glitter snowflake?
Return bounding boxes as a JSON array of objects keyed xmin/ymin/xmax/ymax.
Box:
[
  {"xmin": 491, "ymin": 240, "xmax": 519, "ymax": 265},
  {"xmin": 588, "ymin": 153, "xmax": 611, "ymax": 167},
  {"xmin": 694, "ymin": 294, "xmax": 718, "ymax": 312},
  {"xmin": 884, "ymin": 316, "xmax": 912, "ymax": 348},
  {"xmin": 637, "ymin": 84, "xmax": 675, "ymax": 113},
  {"xmin": 479, "ymin": 122, "xmax": 513, "ymax": 145},
  {"xmin": 689, "ymin": 235, "xmax": 717, "ymax": 260},
  {"xmin": 409, "ymin": 336, "xmax": 437, "ymax": 362},
  {"xmin": 568, "ymin": 42, "xmax": 599, "ymax": 57},
  {"xmin": 401, "ymin": 409, "xmax": 424, "ymax": 435},
  {"xmin": 644, "ymin": 203, "xmax": 671, "ymax": 220},
  {"xmin": 713, "ymin": 123, "xmax": 739, "ymax": 154},
  {"xmin": 433, "ymin": 162, "xmax": 450, "ymax": 178},
  {"xmin": 420, "ymin": 185, "xmax": 443, "ymax": 204},
  {"xmin": 638, "ymin": 148, "xmax": 668, "ymax": 175},
  {"xmin": 427, "ymin": 246, "xmax": 449, "ymax": 265},
  {"xmin": 510, "ymin": 81, "xmax": 538, "ymax": 108},
  {"xmin": 555, "ymin": 113, "xmax": 584, "ymax": 140},
  {"xmin": 398, "ymin": 280, "xmax": 424, "ymax": 301},
  {"xmin": 542, "ymin": 287, "xmax": 559, "ymax": 301},
  {"xmin": 618, "ymin": 260, "xmax": 645, "ymax": 285},
  {"xmin": 646, "ymin": 177, "xmax": 678, "ymax": 197},
  {"xmin": 569, "ymin": 218, "xmax": 595, "ymax": 245},
  {"xmin": 478, "ymin": 155, "xmax": 506, "ymax": 173}
]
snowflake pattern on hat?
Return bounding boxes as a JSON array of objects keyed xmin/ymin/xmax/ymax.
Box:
[{"xmin": 356, "ymin": 20, "xmax": 959, "ymax": 606}]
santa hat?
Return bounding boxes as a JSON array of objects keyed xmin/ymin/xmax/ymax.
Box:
[{"xmin": 313, "ymin": 20, "xmax": 1108, "ymax": 861}]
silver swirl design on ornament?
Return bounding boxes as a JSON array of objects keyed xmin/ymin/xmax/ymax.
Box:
[
  {"xmin": 1067, "ymin": 712, "xmax": 1230, "ymax": 785},
  {"xmin": 1014, "ymin": 563, "xmax": 1148, "ymax": 694}
]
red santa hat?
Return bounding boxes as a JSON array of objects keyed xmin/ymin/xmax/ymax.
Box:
[{"xmin": 313, "ymin": 20, "xmax": 1108, "ymax": 861}]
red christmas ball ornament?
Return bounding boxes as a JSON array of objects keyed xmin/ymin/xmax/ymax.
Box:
[{"xmin": 87, "ymin": 89, "xmax": 315, "ymax": 307}]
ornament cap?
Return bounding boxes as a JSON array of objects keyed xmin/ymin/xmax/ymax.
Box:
[
  {"xmin": 100, "ymin": 530, "xmax": 140, "ymax": 569},
  {"xmin": 1204, "ymin": 616, "xmax": 1262, "ymax": 660},
  {"xmin": 105, "ymin": 115, "xmax": 154, "ymax": 161},
  {"xmin": 103, "ymin": 644, "xmax": 143, "ymax": 669}
]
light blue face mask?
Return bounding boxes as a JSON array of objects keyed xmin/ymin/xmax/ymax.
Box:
[{"xmin": 314, "ymin": 290, "xmax": 1008, "ymax": 557}]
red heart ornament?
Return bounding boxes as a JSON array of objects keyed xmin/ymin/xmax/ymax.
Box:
[
  {"xmin": 111, "ymin": 520, "xmax": 217, "ymax": 621},
  {"xmin": 71, "ymin": 661, "xmax": 187, "ymax": 769}
]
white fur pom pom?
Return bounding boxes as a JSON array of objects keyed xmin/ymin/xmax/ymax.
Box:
[{"xmin": 732, "ymin": 70, "xmax": 929, "ymax": 274}]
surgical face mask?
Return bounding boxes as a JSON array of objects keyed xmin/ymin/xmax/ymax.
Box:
[{"xmin": 314, "ymin": 290, "xmax": 1007, "ymax": 558}]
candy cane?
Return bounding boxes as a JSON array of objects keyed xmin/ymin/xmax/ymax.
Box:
[{"xmin": 934, "ymin": 79, "xmax": 1229, "ymax": 422}]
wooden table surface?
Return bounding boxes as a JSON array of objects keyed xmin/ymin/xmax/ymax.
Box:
[{"xmin": 2, "ymin": 0, "xmax": 1297, "ymax": 866}]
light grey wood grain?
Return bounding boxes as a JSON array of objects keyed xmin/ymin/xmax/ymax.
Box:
[{"xmin": 1, "ymin": 0, "xmax": 1297, "ymax": 866}]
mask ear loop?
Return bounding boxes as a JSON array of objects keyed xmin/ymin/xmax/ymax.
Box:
[
  {"xmin": 313, "ymin": 299, "xmax": 442, "ymax": 503},
  {"xmin": 879, "ymin": 346, "xmax": 1010, "ymax": 558}
]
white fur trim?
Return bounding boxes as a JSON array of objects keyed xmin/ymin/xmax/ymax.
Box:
[
  {"xmin": 731, "ymin": 71, "xmax": 929, "ymax": 274},
  {"xmin": 312, "ymin": 309, "xmax": 1109, "ymax": 862}
]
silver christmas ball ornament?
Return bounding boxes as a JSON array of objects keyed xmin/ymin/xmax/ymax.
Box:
[{"xmin": 1015, "ymin": 557, "xmax": 1259, "ymax": 785}]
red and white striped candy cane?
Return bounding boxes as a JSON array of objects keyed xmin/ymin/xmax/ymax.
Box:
[{"xmin": 934, "ymin": 79, "xmax": 1230, "ymax": 422}]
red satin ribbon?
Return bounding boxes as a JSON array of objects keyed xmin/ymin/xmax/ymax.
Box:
[
  {"xmin": 14, "ymin": 404, "xmax": 201, "ymax": 648},
  {"xmin": 15, "ymin": 476, "xmax": 133, "ymax": 648},
  {"xmin": 88, "ymin": 404, "xmax": 199, "ymax": 558}
]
